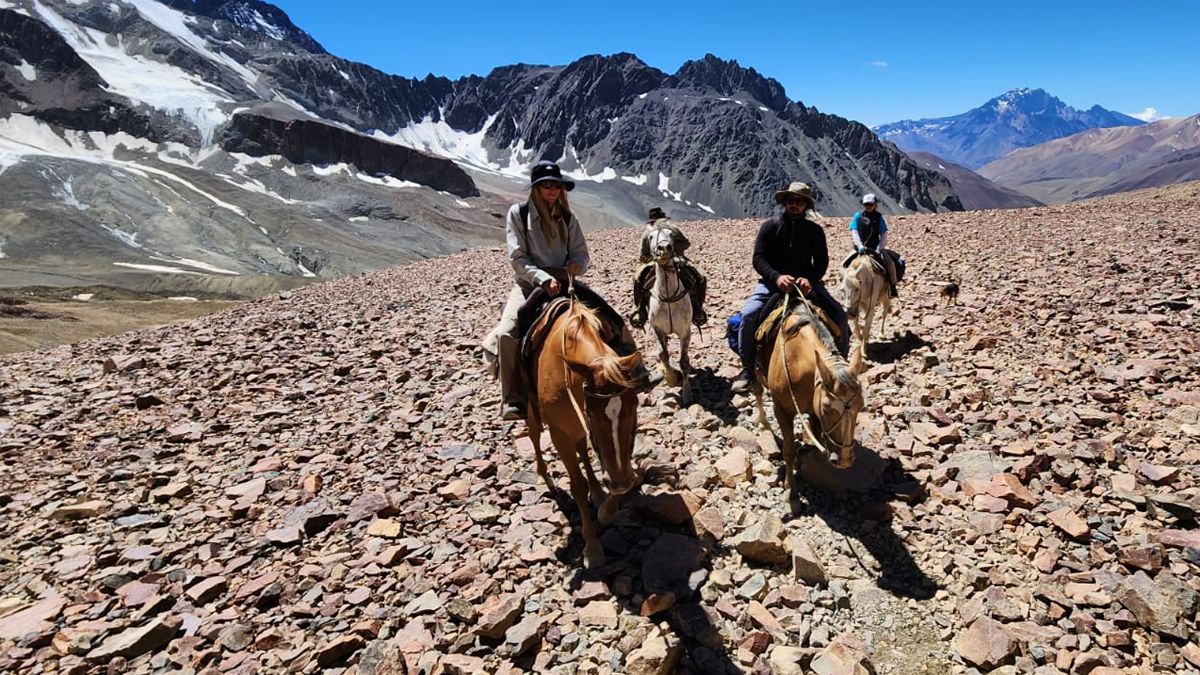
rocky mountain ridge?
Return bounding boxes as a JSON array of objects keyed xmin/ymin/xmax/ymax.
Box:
[
  {"xmin": 907, "ymin": 151, "xmax": 1044, "ymax": 211},
  {"xmin": 0, "ymin": 0, "xmax": 963, "ymax": 296}
]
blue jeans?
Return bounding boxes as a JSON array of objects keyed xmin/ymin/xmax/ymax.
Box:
[{"xmin": 737, "ymin": 281, "xmax": 851, "ymax": 371}]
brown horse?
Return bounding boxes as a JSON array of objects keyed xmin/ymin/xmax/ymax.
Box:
[
  {"xmin": 524, "ymin": 298, "xmax": 654, "ymax": 569},
  {"xmin": 754, "ymin": 296, "xmax": 864, "ymax": 493}
]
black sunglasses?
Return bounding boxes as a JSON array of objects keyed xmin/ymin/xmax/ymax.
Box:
[{"xmin": 538, "ymin": 181, "xmax": 565, "ymax": 190}]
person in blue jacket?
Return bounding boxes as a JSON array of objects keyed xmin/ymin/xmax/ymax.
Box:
[{"xmin": 845, "ymin": 193, "xmax": 898, "ymax": 297}]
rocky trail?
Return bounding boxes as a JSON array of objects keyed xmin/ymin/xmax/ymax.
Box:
[{"xmin": 1, "ymin": 182, "xmax": 1198, "ymax": 674}]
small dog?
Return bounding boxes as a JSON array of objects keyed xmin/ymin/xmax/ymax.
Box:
[{"xmin": 940, "ymin": 281, "xmax": 960, "ymax": 305}]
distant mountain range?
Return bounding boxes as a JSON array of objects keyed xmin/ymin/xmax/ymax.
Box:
[
  {"xmin": 0, "ymin": 0, "xmax": 961, "ymax": 295},
  {"xmin": 875, "ymin": 88, "xmax": 1145, "ymax": 169},
  {"xmin": 978, "ymin": 113, "xmax": 1200, "ymax": 203}
]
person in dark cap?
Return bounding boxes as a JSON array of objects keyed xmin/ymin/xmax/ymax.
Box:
[
  {"xmin": 731, "ymin": 181, "xmax": 851, "ymax": 393},
  {"xmin": 482, "ymin": 161, "xmax": 645, "ymax": 420},
  {"xmin": 630, "ymin": 206, "xmax": 708, "ymax": 329}
]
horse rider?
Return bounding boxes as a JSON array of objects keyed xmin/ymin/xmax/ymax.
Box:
[
  {"xmin": 482, "ymin": 160, "xmax": 646, "ymax": 420},
  {"xmin": 731, "ymin": 182, "xmax": 852, "ymax": 394},
  {"xmin": 844, "ymin": 193, "xmax": 899, "ymax": 297},
  {"xmin": 630, "ymin": 207, "xmax": 708, "ymax": 329}
]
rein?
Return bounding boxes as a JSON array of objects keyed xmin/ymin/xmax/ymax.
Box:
[
  {"xmin": 776, "ymin": 290, "xmax": 851, "ymax": 459},
  {"xmin": 562, "ymin": 274, "xmax": 596, "ymax": 447}
]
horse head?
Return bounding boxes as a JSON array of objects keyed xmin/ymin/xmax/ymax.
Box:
[
  {"xmin": 648, "ymin": 226, "xmax": 677, "ymax": 265},
  {"xmin": 810, "ymin": 354, "xmax": 864, "ymax": 469},
  {"xmin": 578, "ymin": 351, "xmax": 653, "ymax": 496}
]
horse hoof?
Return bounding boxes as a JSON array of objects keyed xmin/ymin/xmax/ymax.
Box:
[
  {"xmin": 597, "ymin": 498, "xmax": 620, "ymax": 525},
  {"xmin": 583, "ymin": 544, "xmax": 606, "ymax": 569}
]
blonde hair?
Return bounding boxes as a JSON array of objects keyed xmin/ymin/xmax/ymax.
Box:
[{"xmin": 529, "ymin": 185, "xmax": 571, "ymax": 241}]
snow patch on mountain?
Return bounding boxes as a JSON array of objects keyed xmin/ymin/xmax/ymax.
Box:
[
  {"xmin": 15, "ymin": 60, "xmax": 37, "ymax": 81},
  {"xmin": 383, "ymin": 111, "xmax": 500, "ymax": 172},
  {"xmin": 121, "ymin": 0, "xmax": 261, "ymax": 93},
  {"xmin": 32, "ymin": 0, "xmax": 234, "ymax": 143}
]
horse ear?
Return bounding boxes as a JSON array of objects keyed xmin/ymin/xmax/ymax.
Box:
[
  {"xmin": 617, "ymin": 352, "xmax": 643, "ymax": 372},
  {"xmin": 814, "ymin": 353, "xmax": 835, "ymax": 388}
]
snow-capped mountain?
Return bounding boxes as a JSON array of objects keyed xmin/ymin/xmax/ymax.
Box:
[
  {"xmin": 0, "ymin": 0, "xmax": 961, "ymax": 296},
  {"xmin": 874, "ymin": 88, "xmax": 1145, "ymax": 169}
]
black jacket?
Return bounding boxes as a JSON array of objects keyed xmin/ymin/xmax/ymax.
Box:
[{"xmin": 752, "ymin": 214, "xmax": 829, "ymax": 286}]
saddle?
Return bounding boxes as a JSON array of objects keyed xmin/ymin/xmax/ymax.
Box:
[
  {"xmin": 635, "ymin": 259, "xmax": 704, "ymax": 296},
  {"xmin": 752, "ymin": 292, "xmax": 841, "ymax": 375},
  {"xmin": 842, "ymin": 249, "xmax": 906, "ymax": 281},
  {"xmin": 517, "ymin": 285, "xmax": 627, "ymax": 393}
]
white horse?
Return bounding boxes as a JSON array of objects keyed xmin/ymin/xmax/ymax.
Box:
[
  {"xmin": 842, "ymin": 253, "xmax": 891, "ymax": 372},
  {"xmin": 645, "ymin": 225, "xmax": 693, "ymax": 403}
]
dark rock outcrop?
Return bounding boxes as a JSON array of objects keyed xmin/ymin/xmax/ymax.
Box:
[{"xmin": 216, "ymin": 106, "xmax": 478, "ymax": 197}]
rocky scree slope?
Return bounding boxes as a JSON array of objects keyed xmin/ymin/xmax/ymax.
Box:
[{"xmin": 0, "ymin": 167, "xmax": 1197, "ymax": 672}]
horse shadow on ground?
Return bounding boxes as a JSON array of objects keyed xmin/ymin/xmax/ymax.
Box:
[
  {"xmin": 687, "ymin": 366, "xmax": 740, "ymax": 425},
  {"xmin": 865, "ymin": 329, "xmax": 930, "ymax": 366},
  {"xmin": 537, "ymin": 480, "xmax": 742, "ymax": 674},
  {"xmin": 775, "ymin": 442, "xmax": 940, "ymax": 600}
]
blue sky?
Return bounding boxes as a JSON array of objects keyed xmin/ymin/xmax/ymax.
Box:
[{"xmin": 272, "ymin": 0, "xmax": 1199, "ymax": 128}]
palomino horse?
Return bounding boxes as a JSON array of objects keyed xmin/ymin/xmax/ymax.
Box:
[
  {"xmin": 754, "ymin": 294, "xmax": 865, "ymax": 493},
  {"xmin": 645, "ymin": 224, "xmax": 693, "ymax": 404},
  {"xmin": 842, "ymin": 253, "xmax": 891, "ymax": 372},
  {"xmin": 524, "ymin": 293, "xmax": 655, "ymax": 569}
]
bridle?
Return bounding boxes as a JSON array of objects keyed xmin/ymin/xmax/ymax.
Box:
[
  {"xmin": 777, "ymin": 291, "xmax": 857, "ymax": 460},
  {"xmin": 559, "ymin": 274, "xmax": 648, "ymax": 464},
  {"xmin": 647, "ymin": 227, "xmax": 691, "ymax": 339}
]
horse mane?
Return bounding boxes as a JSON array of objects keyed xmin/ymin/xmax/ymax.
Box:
[
  {"xmin": 564, "ymin": 301, "xmax": 633, "ymax": 390},
  {"xmin": 784, "ymin": 301, "xmax": 858, "ymax": 391}
]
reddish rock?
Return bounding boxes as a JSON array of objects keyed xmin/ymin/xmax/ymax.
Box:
[
  {"xmin": 955, "ymin": 616, "xmax": 1016, "ymax": 670},
  {"xmin": 1047, "ymin": 507, "xmax": 1090, "ymax": 539}
]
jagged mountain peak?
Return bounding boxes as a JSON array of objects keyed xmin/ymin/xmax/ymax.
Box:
[
  {"xmin": 671, "ymin": 53, "xmax": 789, "ymax": 110},
  {"xmin": 163, "ymin": 0, "xmax": 325, "ymax": 53}
]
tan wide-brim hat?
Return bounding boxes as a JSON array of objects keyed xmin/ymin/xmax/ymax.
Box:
[{"xmin": 774, "ymin": 181, "xmax": 815, "ymax": 206}]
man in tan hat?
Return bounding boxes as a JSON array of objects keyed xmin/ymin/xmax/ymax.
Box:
[
  {"xmin": 731, "ymin": 182, "xmax": 851, "ymax": 393},
  {"xmin": 630, "ymin": 206, "xmax": 708, "ymax": 328}
]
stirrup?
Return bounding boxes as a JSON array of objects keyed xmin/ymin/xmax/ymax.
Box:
[
  {"xmin": 629, "ymin": 311, "xmax": 646, "ymax": 329},
  {"xmin": 692, "ymin": 309, "xmax": 708, "ymax": 326},
  {"xmin": 501, "ymin": 402, "xmax": 525, "ymax": 421},
  {"xmin": 730, "ymin": 370, "xmax": 754, "ymax": 393}
]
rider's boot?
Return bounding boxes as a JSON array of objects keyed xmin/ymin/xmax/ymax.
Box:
[{"xmin": 497, "ymin": 335, "xmax": 525, "ymax": 421}]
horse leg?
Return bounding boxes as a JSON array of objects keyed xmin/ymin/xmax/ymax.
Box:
[
  {"xmin": 861, "ymin": 303, "xmax": 875, "ymax": 363},
  {"xmin": 754, "ymin": 384, "xmax": 771, "ymax": 431},
  {"xmin": 677, "ymin": 327, "xmax": 692, "ymax": 405},
  {"xmin": 527, "ymin": 414, "xmax": 556, "ymax": 495},
  {"xmin": 577, "ymin": 440, "xmax": 606, "ymax": 512},
  {"xmin": 654, "ymin": 328, "xmax": 677, "ymax": 388},
  {"xmin": 774, "ymin": 402, "xmax": 798, "ymax": 495},
  {"xmin": 548, "ymin": 426, "xmax": 605, "ymax": 569}
]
